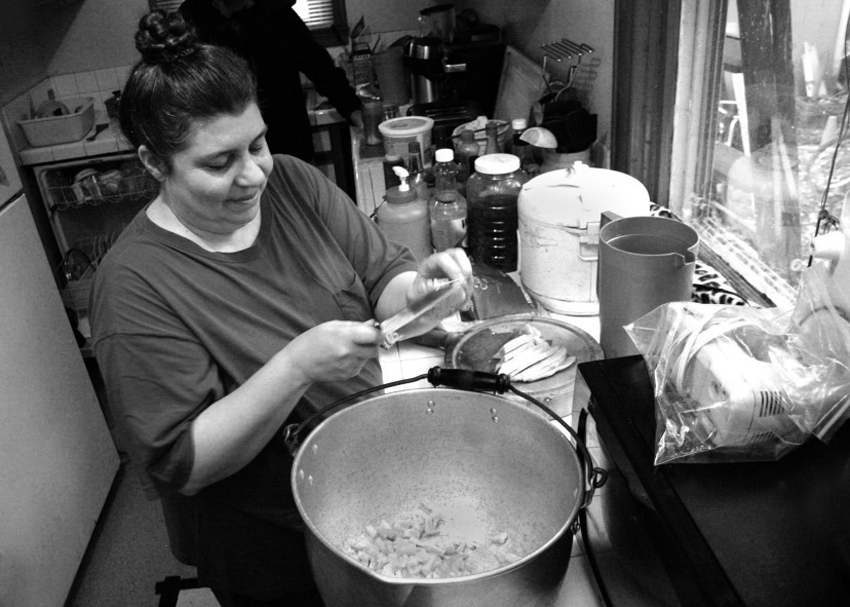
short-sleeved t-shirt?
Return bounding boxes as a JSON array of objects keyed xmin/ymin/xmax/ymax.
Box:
[{"xmin": 90, "ymin": 155, "xmax": 416, "ymax": 520}]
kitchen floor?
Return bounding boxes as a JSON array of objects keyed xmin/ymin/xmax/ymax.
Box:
[{"xmin": 68, "ymin": 340, "xmax": 643, "ymax": 607}]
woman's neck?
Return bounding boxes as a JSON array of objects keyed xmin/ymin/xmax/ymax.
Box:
[{"xmin": 146, "ymin": 197, "xmax": 260, "ymax": 253}]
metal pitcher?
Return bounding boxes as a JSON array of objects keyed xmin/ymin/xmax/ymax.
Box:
[{"xmin": 598, "ymin": 216, "xmax": 699, "ymax": 359}]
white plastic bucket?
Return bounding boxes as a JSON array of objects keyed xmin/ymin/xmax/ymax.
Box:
[
  {"xmin": 379, "ymin": 116, "xmax": 434, "ymax": 161},
  {"xmin": 517, "ymin": 165, "xmax": 651, "ymax": 315}
]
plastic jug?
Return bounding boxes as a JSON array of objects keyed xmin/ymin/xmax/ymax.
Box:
[{"xmin": 598, "ymin": 216, "xmax": 699, "ymax": 358}]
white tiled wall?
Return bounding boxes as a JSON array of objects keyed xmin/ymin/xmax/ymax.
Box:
[{"xmin": 1, "ymin": 66, "xmax": 134, "ymax": 159}]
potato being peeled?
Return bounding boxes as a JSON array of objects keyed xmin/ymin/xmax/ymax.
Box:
[{"xmin": 493, "ymin": 324, "xmax": 576, "ymax": 382}]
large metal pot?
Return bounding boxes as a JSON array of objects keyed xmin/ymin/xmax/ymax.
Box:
[{"xmin": 291, "ymin": 386, "xmax": 588, "ymax": 607}]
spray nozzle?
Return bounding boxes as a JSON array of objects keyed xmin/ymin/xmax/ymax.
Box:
[{"xmin": 393, "ymin": 166, "xmax": 410, "ymax": 191}]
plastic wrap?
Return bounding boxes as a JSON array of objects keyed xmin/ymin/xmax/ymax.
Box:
[{"xmin": 625, "ymin": 264, "xmax": 850, "ymax": 464}]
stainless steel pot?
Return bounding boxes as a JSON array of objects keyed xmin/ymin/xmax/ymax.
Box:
[{"xmin": 291, "ymin": 386, "xmax": 591, "ymax": 607}]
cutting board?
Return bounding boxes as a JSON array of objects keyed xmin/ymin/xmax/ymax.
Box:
[{"xmin": 493, "ymin": 46, "xmax": 548, "ymax": 123}]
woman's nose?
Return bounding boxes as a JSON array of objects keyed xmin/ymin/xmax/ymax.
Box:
[{"xmin": 236, "ymin": 155, "xmax": 266, "ymax": 186}]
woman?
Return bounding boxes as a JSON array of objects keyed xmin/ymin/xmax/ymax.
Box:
[{"xmin": 90, "ymin": 11, "xmax": 470, "ymax": 607}]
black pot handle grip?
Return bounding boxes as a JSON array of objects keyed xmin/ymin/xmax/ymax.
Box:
[{"xmin": 426, "ymin": 367, "xmax": 512, "ymax": 393}]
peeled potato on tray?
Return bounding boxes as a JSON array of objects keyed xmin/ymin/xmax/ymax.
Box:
[{"xmin": 493, "ymin": 325, "xmax": 576, "ymax": 383}]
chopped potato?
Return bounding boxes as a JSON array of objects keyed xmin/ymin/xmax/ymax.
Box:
[{"xmin": 343, "ymin": 504, "xmax": 519, "ymax": 578}]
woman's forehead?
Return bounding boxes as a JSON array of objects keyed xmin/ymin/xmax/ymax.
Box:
[{"xmin": 184, "ymin": 103, "xmax": 266, "ymax": 152}]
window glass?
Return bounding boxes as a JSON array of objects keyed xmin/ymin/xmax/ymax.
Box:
[{"xmin": 681, "ymin": 0, "xmax": 850, "ymax": 307}]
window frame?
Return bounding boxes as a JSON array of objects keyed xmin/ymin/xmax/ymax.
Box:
[{"xmin": 613, "ymin": 0, "xmax": 784, "ymax": 307}]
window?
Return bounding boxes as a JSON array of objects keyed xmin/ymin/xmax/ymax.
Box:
[
  {"xmin": 293, "ymin": 0, "xmax": 349, "ymax": 46},
  {"xmin": 615, "ymin": 0, "xmax": 850, "ymax": 309}
]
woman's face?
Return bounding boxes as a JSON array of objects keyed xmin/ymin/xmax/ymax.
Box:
[{"xmin": 162, "ymin": 102, "xmax": 273, "ymax": 235}]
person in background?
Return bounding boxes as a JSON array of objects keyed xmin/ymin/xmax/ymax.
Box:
[
  {"xmin": 179, "ymin": 0, "xmax": 364, "ymax": 161},
  {"xmin": 91, "ymin": 10, "xmax": 470, "ymax": 607}
]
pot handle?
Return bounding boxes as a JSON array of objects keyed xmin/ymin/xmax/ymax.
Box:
[{"xmin": 427, "ymin": 367, "xmax": 607, "ymax": 507}]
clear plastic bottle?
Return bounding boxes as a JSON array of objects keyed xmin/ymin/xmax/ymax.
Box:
[
  {"xmin": 429, "ymin": 148, "xmax": 467, "ymax": 252},
  {"xmin": 407, "ymin": 141, "xmax": 430, "ymax": 200},
  {"xmin": 484, "ymin": 120, "xmax": 502, "ymax": 155},
  {"xmin": 455, "ymin": 129, "xmax": 479, "ymax": 196},
  {"xmin": 466, "ymin": 153, "xmax": 528, "ymax": 272},
  {"xmin": 376, "ymin": 166, "xmax": 432, "ymax": 263},
  {"xmin": 511, "ymin": 117, "xmax": 541, "ymax": 178}
]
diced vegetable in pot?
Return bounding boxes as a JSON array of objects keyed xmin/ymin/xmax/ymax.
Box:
[{"xmin": 343, "ymin": 504, "xmax": 520, "ymax": 578}]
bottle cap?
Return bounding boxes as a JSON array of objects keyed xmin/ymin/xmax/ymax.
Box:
[
  {"xmin": 474, "ymin": 153, "xmax": 521, "ymax": 175},
  {"xmin": 408, "ymin": 141, "xmax": 422, "ymax": 153},
  {"xmin": 435, "ymin": 148, "xmax": 454, "ymax": 163},
  {"xmin": 460, "ymin": 129, "xmax": 475, "ymax": 142},
  {"xmin": 385, "ymin": 168, "xmax": 417, "ymax": 204},
  {"xmin": 511, "ymin": 118, "xmax": 528, "ymax": 130}
]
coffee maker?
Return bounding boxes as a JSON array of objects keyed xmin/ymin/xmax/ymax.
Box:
[{"xmin": 404, "ymin": 5, "xmax": 505, "ymax": 117}]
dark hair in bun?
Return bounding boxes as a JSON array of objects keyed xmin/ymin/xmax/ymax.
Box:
[
  {"xmin": 119, "ymin": 10, "xmax": 258, "ymax": 172},
  {"xmin": 135, "ymin": 10, "xmax": 199, "ymax": 65}
]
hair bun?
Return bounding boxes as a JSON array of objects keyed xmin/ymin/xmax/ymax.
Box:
[{"xmin": 135, "ymin": 10, "xmax": 199, "ymax": 65}]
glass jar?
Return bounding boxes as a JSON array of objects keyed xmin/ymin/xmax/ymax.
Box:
[{"xmin": 466, "ymin": 153, "xmax": 529, "ymax": 272}]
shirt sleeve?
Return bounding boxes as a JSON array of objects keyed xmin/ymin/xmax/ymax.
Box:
[
  {"xmin": 272, "ymin": 155, "xmax": 418, "ymax": 307},
  {"xmin": 91, "ymin": 258, "xmax": 223, "ymax": 498}
]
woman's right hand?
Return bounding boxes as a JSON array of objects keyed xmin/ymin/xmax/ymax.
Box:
[{"xmin": 284, "ymin": 320, "xmax": 381, "ymax": 385}]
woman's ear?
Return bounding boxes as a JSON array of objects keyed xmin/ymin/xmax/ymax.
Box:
[{"xmin": 138, "ymin": 145, "xmax": 167, "ymax": 182}]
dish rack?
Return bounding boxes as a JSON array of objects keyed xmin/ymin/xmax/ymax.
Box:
[
  {"xmin": 43, "ymin": 169, "xmax": 159, "ymax": 212},
  {"xmin": 34, "ymin": 153, "xmax": 156, "ymax": 269}
]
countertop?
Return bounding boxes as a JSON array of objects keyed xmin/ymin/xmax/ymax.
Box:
[
  {"xmin": 17, "ymin": 100, "xmax": 348, "ymax": 167},
  {"xmin": 18, "ymin": 113, "xmax": 132, "ymax": 166}
]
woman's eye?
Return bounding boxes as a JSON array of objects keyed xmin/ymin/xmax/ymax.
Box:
[{"xmin": 206, "ymin": 159, "xmax": 230, "ymax": 171}]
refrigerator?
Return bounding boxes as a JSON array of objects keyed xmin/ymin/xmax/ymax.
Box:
[{"xmin": 0, "ymin": 128, "xmax": 120, "ymax": 605}]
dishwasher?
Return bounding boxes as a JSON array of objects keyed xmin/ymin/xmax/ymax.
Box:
[{"xmin": 33, "ymin": 153, "xmax": 159, "ymax": 355}]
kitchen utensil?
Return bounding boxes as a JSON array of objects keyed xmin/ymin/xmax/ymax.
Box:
[
  {"xmin": 379, "ymin": 277, "xmax": 471, "ymax": 348},
  {"xmin": 291, "ymin": 384, "xmax": 588, "ymax": 607},
  {"xmin": 349, "ymin": 15, "xmax": 365, "ymax": 53},
  {"xmin": 36, "ymin": 90, "xmax": 69, "ymax": 118},
  {"xmin": 519, "ymin": 126, "xmax": 558, "ymax": 149},
  {"xmin": 444, "ymin": 314, "xmax": 603, "ymax": 418},
  {"xmin": 598, "ymin": 216, "xmax": 699, "ymax": 359},
  {"xmin": 563, "ymin": 108, "xmax": 597, "ymax": 152},
  {"xmin": 86, "ymin": 123, "xmax": 109, "ymax": 142}
]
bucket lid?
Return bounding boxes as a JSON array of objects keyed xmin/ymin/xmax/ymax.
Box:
[
  {"xmin": 518, "ymin": 164, "xmax": 651, "ymax": 229},
  {"xmin": 378, "ymin": 116, "xmax": 434, "ymax": 136}
]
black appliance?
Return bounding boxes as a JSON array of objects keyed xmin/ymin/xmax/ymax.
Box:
[{"xmin": 407, "ymin": 99, "xmax": 483, "ymax": 151}]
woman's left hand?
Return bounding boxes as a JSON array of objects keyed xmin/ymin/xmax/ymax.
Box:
[{"xmin": 406, "ymin": 248, "xmax": 473, "ymax": 304}]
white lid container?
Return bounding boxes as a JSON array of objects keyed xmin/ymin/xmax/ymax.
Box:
[
  {"xmin": 378, "ymin": 116, "xmax": 434, "ymax": 161},
  {"xmin": 474, "ymin": 153, "xmax": 520, "ymax": 174},
  {"xmin": 518, "ymin": 164, "xmax": 651, "ymax": 315}
]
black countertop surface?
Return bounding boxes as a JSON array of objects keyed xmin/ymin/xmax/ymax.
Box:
[{"xmin": 578, "ymin": 355, "xmax": 850, "ymax": 607}]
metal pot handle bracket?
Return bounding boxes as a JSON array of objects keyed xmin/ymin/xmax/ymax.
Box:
[{"xmin": 283, "ymin": 367, "xmax": 607, "ymax": 508}]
